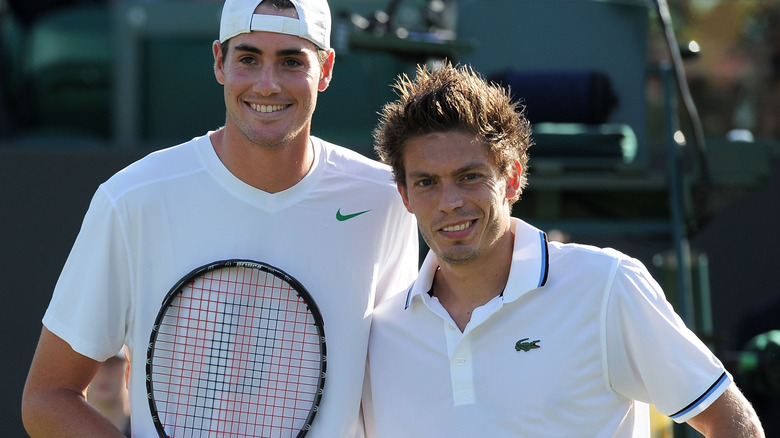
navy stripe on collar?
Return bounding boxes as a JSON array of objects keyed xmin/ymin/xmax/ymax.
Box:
[
  {"xmin": 404, "ymin": 284, "xmax": 414, "ymax": 310},
  {"xmin": 539, "ymin": 231, "xmax": 549, "ymax": 288}
]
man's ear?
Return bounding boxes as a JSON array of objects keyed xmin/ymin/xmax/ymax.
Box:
[
  {"xmin": 397, "ymin": 184, "xmax": 413, "ymax": 213},
  {"xmin": 213, "ymin": 40, "xmax": 225, "ymax": 85},
  {"xmin": 506, "ymin": 160, "xmax": 522, "ymax": 200},
  {"xmin": 318, "ymin": 50, "xmax": 336, "ymax": 92}
]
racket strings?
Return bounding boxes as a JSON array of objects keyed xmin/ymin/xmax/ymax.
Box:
[{"xmin": 149, "ymin": 265, "xmax": 323, "ymax": 437}]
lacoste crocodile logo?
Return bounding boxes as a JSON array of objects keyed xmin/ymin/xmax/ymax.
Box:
[
  {"xmin": 336, "ymin": 208, "xmax": 371, "ymax": 222},
  {"xmin": 515, "ymin": 338, "xmax": 541, "ymax": 352}
]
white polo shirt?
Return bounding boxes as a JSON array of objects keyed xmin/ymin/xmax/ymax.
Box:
[{"xmin": 365, "ymin": 218, "xmax": 731, "ymax": 437}]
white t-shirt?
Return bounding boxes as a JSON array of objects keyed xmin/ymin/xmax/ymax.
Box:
[
  {"xmin": 365, "ymin": 218, "xmax": 730, "ymax": 437},
  {"xmin": 43, "ymin": 134, "xmax": 419, "ymax": 438}
]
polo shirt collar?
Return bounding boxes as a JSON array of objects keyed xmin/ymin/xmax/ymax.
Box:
[
  {"xmin": 504, "ymin": 217, "xmax": 549, "ymax": 302},
  {"xmin": 405, "ymin": 218, "xmax": 549, "ymax": 309}
]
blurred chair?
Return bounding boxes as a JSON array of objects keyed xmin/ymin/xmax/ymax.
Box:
[
  {"xmin": 22, "ymin": 3, "xmax": 112, "ymax": 139},
  {"xmin": 457, "ymin": 0, "xmax": 649, "ymax": 170},
  {"xmin": 112, "ymin": 0, "xmax": 224, "ymax": 149},
  {"xmin": 1, "ymin": 5, "xmax": 24, "ymax": 137},
  {"xmin": 315, "ymin": 0, "xmax": 473, "ymax": 158}
]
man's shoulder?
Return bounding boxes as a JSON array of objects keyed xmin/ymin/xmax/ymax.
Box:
[
  {"xmin": 316, "ymin": 138, "xmax": 396, "ymax": 186},
  {"xmin": 374, "ymin": 283, "xmax": 416, "ymax": 318},
  {"xmin": 547, "ymin": 241, "xmax": 653, "ymax": 292},
  {"xmin": 101, "ymin": 136, "xmax": 205, "ymax": 194},
  {"xmin": 548, "ymin": 240, "xmax": 629, "ymax": 263},
  {"xmin": 545, "ymin": 240, "xmax": 640, "ymax": 280}
]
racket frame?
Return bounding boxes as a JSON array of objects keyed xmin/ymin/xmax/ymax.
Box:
[{"xmin": 145, "ymin": 259, "xmax": 327, "ymax": 438}]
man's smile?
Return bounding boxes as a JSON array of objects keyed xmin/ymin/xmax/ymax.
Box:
[
  {"xmin": 249, "ymin": 103, "xmax": 289, "ymax": 113},
  {"xmin": 441, "ymin": 220, "xmax": 474, "ymax": 233}
]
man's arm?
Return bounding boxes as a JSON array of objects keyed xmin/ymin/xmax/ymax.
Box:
[
  {"xmin": 685, "ymin": 383, "xmax": 764, "ymax": 438},
  {"xmin": 21, "ymin": 327, "xmax": 126, "ymax": 438}
]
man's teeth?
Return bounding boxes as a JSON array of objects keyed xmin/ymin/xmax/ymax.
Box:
[
  {"xmin": 442, "ymin": 221, "xmax": 471, "ymax": 232},
  {"xmin": 250, "ymin": 104, "xmax": 286, "ymax": 113}
]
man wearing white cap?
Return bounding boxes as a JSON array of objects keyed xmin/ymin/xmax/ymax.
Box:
[{"xmin": 21, "ymin": 1, "xmax": 419, "ymax": 436}]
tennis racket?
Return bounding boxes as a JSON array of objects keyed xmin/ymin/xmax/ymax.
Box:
[{"xmin": 146, "ymin": 259, "xmax": 326, "ymax": 438}]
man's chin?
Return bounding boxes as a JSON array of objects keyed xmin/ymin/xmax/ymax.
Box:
[{"xmin": 436, "ymin": 247, "xmax": 478, "ymax": 265}]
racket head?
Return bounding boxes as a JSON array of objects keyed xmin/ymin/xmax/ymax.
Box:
[{"xmin": 146, "ymin": 259, "xmax": 326, "ymax": 438}]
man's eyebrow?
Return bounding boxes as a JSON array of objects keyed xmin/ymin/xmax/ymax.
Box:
[
  {"xmin": 406, "ymin": 162, "xmax": 486, "ymax": 179},
  {"xmin": 406, "ymin": 169, "xmax": 433, "ymax": 180},
  {"xmin": 232, "ymin": 44, "xmax": 308, "ymax": 57},
  {"xmin": 277, "ymin": 48, "xmax": 309, "ymax": 58},
  {"xmin": 453, "ymin": 162, "xmax": 490, "ymax": 174},
  {"xmin": 447, "ymin": 162, "xmax": 492, "ymax": 177},
  {"xmin": 233, "ymin": 43, "xmax": 262, "ymax": 55}
]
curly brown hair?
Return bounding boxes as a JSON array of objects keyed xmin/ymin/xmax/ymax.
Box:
[{"xmin": 373, "ymin": 62, "xmax": 533, "ymax": 204}]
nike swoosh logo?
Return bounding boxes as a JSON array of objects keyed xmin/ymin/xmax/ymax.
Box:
[{"xmin": 336, "ymin": 208, "xmax": 371, "ymax": 221}]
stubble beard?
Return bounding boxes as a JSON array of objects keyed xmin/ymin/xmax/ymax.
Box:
[{"xmin": 423, "ymin": 215, "xmax": 504, "ymax": 266}]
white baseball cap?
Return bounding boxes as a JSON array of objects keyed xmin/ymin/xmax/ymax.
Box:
[{"xmin": 219, "ymin": 0, "xmax": 331, "ymax": 50}]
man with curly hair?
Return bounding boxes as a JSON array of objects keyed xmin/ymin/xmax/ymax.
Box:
[{"xmin": 363, "ymin": 62, "xmax": 764, "ymax": 437}]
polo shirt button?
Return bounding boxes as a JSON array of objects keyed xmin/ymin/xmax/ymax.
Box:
[{"xmin": 455, "ymin": 358, "xmax": 466, "ymax": 365}]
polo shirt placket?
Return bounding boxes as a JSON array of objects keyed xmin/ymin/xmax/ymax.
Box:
[{"xmin": 421, "ymin": 291, "xmax": 507, "ymax": 405}]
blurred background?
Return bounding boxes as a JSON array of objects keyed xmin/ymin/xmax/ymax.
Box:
[{"xmin": 1, "ymin": 0, "xmax": 778, "ymax": 436}]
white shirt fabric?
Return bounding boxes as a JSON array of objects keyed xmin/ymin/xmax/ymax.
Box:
[
  {"xmin": 365, "ymin": 217, "xmax": 730, "ymax": 438},
  {"xmin": 42, "ymin": 134, "xmax": 419, "ymax": 438}
]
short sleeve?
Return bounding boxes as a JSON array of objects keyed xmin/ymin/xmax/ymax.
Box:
[
  {"xmin": 42, "ymin": 187, "xmax": 132, "ymax": 361},
  {"xmin": 604, "ymin": 256, "xmax": 731, "ymax": 423}
]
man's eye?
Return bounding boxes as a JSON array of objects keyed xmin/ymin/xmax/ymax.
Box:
[
  {"xmin": 238, "ymin": 56, "xmax": 255, "ymax": 65},
  {"xmin": 463, "ymin": 173, "xmax": 480, "ymax": 181},
  {"xmin": 283, "ymin": 58, "xmax": 303, "ymax": 68},
  {"xmin": 415, "ymin": 179, "xmax": 433, "ymax": 187}
]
